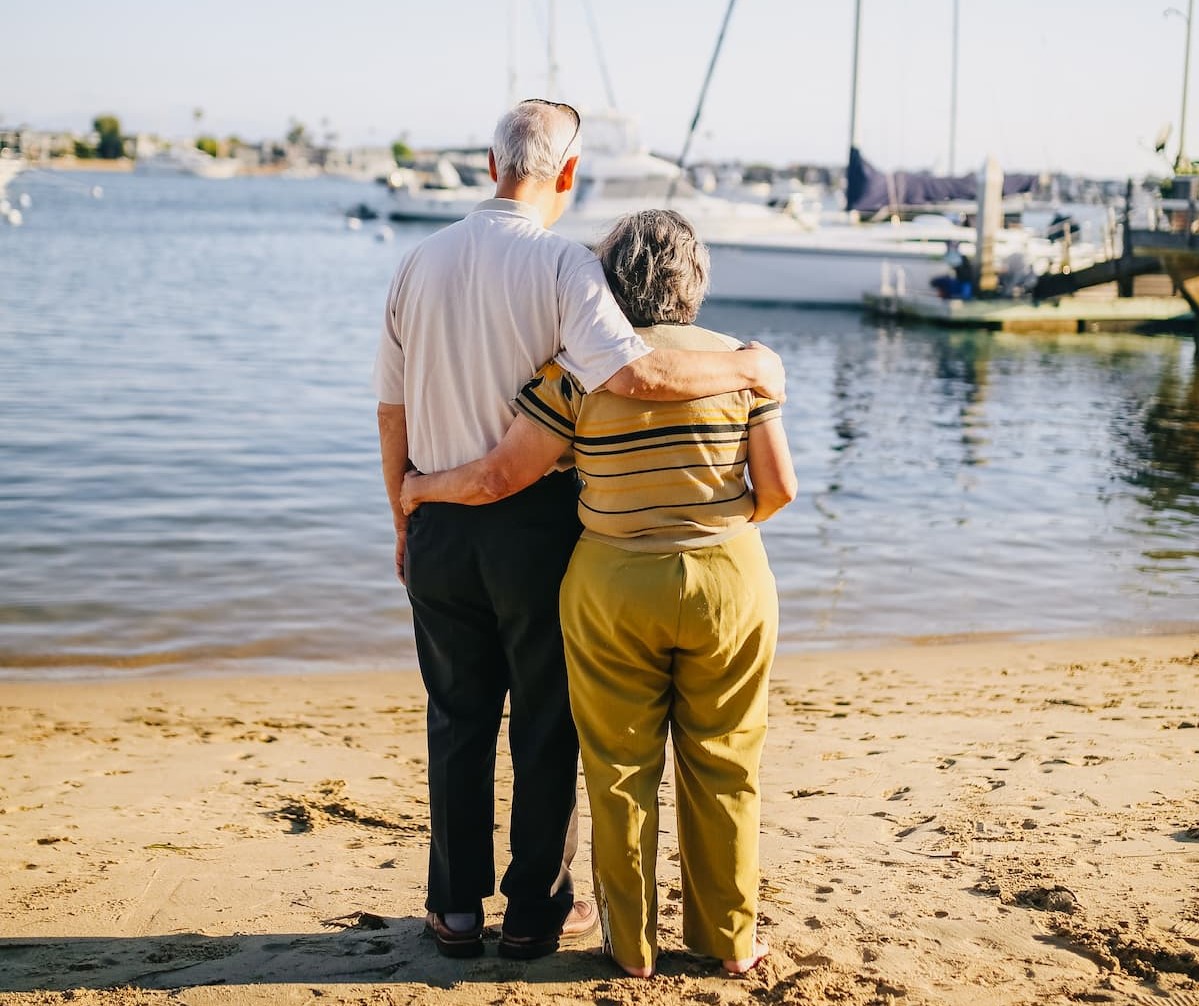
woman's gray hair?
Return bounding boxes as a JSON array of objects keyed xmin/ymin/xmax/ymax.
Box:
[
  {"xmin": 594, "ymin": 210, "xmax": 710, "ymax": 326},
  {"xmin": 491, "ymin": 101, "xmax": 580, "ymax": 182}
]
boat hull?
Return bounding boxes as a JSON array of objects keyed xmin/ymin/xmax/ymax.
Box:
[
  {"xmin": 705, "ymin": 238, "xmax": 949, "ymax": 306},
  {"xmin": 387, "ymin": 187, "xmax": 490, "ymax": 222}
]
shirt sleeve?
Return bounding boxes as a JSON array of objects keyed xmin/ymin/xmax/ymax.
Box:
[
  {"xmin": 747, "ymin": 396, "xmax": 781, "ymax": 427},
  {"xmin": 371, "ymin": 271, "xmax": 406, "ymax": 404},
  {"xmin": 513, "ymin": 361, "xmax": 583, "ymax": 444},
  {"xmin": 554, "ymin": 255, "xmax": 651, "ymax": 393}
]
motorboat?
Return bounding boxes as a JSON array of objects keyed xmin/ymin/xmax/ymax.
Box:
[
  {"xmin": 135, "ymin": 146, "xmax": 240, "ymax": 179},
  {"xmin": 387, "ymin": 157, "xmax": 493, "ymax": 222}
]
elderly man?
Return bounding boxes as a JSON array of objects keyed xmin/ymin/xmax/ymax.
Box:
[{"xmin": 373, "ymin": 98, "xmax": 785, "ymax": 961}]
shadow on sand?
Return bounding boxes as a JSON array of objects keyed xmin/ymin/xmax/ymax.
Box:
[{"xmin": 0, "ymin": 913, "xmax": 637, "ymax": 992}]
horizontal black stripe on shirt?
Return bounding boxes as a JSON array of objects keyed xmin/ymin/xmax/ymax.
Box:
[
  {"xmin": 749, "ymin": 402, "xmax": 781, "ymax": 420},
  {"xmin": 516, "ymin": 393, "xmax": 574, "ymax": 438},
  {"xmin": 573, "ymin": 434, "xmax": 748, "ymax": 459},
  {"xmin": 578, "ymin": 485, "xmax": 750, "ymax": 517},
  {"xmin": 573, "ymin": 420, "xmax": 749, "ymax": 447},
  {"xmin": 577, "ymin": 457, "xmax": 747, "ymax": 479}
]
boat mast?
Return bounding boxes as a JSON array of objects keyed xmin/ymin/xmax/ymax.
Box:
[
  {"xmin": 669, "ymin": 0, "xmax": 737, "ymax": 202},
  {"xmin": 583, "ymin": 0, "xmax": 618, "ymax": 110},
  {"xmin": 1177, "ymin": 0, "xmax": 1195, "ymax": 172},
  {"xmin": 848, "ymin": 0, "xmax": 862, "ymax": 159},
  {"xmin": 949, "ymin": 0, "xmax": 959, "ymax": 174}
]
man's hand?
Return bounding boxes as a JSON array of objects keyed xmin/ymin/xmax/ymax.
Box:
[{"xmin": 743, "ymin": 341, "xmax": 787, "ymax": 403}]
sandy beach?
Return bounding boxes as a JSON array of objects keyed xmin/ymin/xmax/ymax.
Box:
[{"xmin": 1, "ymin": 634, "xmax": 1197, "ymax": 1005}]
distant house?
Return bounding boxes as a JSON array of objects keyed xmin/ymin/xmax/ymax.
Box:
[{"xmin": 0, "ymin": 127, "xmax": 78, "ymax": 160}]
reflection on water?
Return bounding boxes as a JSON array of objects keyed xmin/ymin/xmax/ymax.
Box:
[
  {"xmin": 1114, "ymin": 354, "xmax": 1199, "ymax": 574},
  {"xmin": 1120, "ymin": 362, "xmax": 1199, "ymax": 513},
  {"xmin": 1, "ymin": 174, "xmax": 1197, "ymax": 678}
]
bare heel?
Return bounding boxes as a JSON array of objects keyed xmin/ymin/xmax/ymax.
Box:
[{"xmin": 722, "ymin": 936, "xmax": 769, "ymax": 975}]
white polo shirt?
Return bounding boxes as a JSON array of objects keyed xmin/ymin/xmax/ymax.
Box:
[{"xmin": 372, "ymin": 198, "xmax": 651, "ymax": 474}]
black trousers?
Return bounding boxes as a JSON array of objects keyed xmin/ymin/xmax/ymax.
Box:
[{"xmin": 405, "ymin": 469, "xmax": 583, "ymax": 936}]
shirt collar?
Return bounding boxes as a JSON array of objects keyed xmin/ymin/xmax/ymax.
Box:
[{"xmin": 471, "ymin": 198, "xmax": 544, "ymax": 228}]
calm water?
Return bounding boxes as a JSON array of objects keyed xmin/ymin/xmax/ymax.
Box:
[{"xmin": 1, "ymin": 172, "xmax": 1197, "ymax": 680}]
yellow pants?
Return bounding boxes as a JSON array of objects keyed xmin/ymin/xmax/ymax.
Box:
[{"xmin": 560, "ymin": 528, "xmax": 778, "ymax": 970}]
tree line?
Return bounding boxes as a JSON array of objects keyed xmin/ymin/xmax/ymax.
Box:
[{"xmin": 72, "ymin": 113, "xmax": 414, "ymax": 165}]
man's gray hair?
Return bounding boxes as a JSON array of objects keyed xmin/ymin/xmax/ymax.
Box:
[
  {"xmin": 491, "ymin": 101, "xmax": 580, "ymax": 182},
  {"xmin": 594, "ymin": 210, "xmax": 710, "ymax": 326}
]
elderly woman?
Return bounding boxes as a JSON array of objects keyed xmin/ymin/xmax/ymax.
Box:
[{"xmin": 400, "ymin": 209, "xmax": 796, "ymax": 978}]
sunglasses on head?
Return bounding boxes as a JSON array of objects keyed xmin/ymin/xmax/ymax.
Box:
[{"xmin": 521, "ymin": 98, "xmax": 581, "ymax": 168}]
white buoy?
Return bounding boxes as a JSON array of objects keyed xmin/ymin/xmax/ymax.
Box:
[
  {"xmin": 91, "ymin": 185, "xmax": 104, "ymax": 199},
  {"xmin": 7, "ymin": 208, "xmax": 23, "ymax": 227},
  {"xmin": 0, "ymin": 199, "xmax": 10, "ymax": 215},
  {"xmin": 18, "ymin": 193, "xmax": 31, "ymax": 208},
  {"xmin": 346, "ymin": 216, "xmax": 362, "ymax": 231},
  {"xmin": 375, "ymin": 225, "xmax": 394, "ymax": 242}
]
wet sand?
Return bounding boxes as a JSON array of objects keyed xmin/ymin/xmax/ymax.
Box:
[{"xmin": 1, "ymin": 634, "xmax": 1197, "ymax": 1005}]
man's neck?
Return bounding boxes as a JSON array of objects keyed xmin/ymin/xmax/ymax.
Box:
[{"xmin": 493, "ymin": 177, "xmax": 560, "ymax": 227}]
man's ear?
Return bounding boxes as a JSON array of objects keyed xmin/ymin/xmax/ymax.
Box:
[
  {"xmin": 488, "ymin": 149, "xmax": 499, "ymax": 183},
  {"xmin": 556, "ymin": 154, "xmax": 579, "ymax": 193}
]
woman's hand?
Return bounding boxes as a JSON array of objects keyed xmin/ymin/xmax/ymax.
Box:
[{"xmin": 400, "ymin": 474, "xmax": 424, "ymax": 515}]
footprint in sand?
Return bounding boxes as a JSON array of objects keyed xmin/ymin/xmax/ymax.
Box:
[{"xmin": 1169, "ymin": 920, "xmax": 1199, "ymax": 944}]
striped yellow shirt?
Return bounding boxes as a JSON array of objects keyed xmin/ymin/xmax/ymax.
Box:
[{"xmin": 515, "ymin": 323, "xmax": 781, "ymax": 552}]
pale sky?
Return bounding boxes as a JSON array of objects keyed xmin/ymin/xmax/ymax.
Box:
[{"xmin": 0, "ymin": 0, "xmax": 1186, "ymax": 179}]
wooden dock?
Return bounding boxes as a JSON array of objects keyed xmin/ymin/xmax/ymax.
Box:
[{"xmin": 862, "ymin": 291, "xmax": 1194, "ymax": 335}]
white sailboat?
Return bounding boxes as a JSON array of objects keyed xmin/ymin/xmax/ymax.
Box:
[{"xmin": 695, "ymin": 0, "xmax": 1092, "ymax": 305}]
